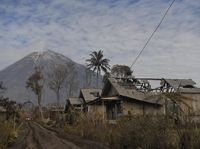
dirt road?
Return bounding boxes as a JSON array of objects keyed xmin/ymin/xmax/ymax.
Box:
[{"xmin": 9, "ymin": 122, "xmax": 109, "ymax": 149}]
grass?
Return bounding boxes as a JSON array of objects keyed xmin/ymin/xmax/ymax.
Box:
[
  {"xmin": 63, "ymin": 111, "xmax": 200, "ymax": 149},
  {"xmin": 0, "ymin": 121, "xmax": 19, "ymax": 148}
]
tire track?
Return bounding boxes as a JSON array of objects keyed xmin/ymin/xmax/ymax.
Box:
[
  {"xmin": 10, "ymin": 122, "xmax": 109, "ymax": 149},
  {"xmin": 27, "ymin": 122, "xmax": 43, "ymax": 149},
  {"xmin": 28, "ymin": 122, "xmax": 81, "ymax": 149}
]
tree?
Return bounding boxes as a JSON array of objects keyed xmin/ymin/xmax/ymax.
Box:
[
  {"xmin": 86, "ymin": 50, "xmax": 110, "ymax": 88},
  {"xmin": 0, "ymin": 81, "xmax": 6, "ymax": 95},
  {"xmin": 47, "ymin": 64, "xmax": 68, "ymax": 105},
  {"xmin": 111, "ymin": 65, "xmax": 133, "ymax": 78},
  {"xmin": 0, "ymin": 81, "xmax": 4, "ymax": 90},
  {"xmin": 0, "ymin": 97, "xmax": 20, "ymax": 130},
  {"xmin": 26, "ymin": 67, "xmax": 44, "ymax": 120},
  {"xmin": 85, "ymin": 68, "xmax": 93, "ymax": 87},
  {"xmin": 0, "ymin": 82, "xmax": 20, "ymax": 129},
  {"xmin": 103, "ymin": 72, "xmax": 111, "ymax": 83},
  {"xmin": 66, "ymin": 62, "xmax": 79, "ymax": 97}
]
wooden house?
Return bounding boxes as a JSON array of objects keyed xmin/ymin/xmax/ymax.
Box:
[
  {"xmin": 46, "ymin": 105, "xmax": 65, "ymax": 120},
  {"xmin": 79, "ymin": 88, "xmax": 102, "ymax": 112},
  {"xmin": 67, "ymin": 77, "xmax": 200, "ymax": 122},
  {"xmin": 159, "ymin": 78, "xmax": 199, "ymax": 116},
  {"xmin": 86, "ymin": 77, "xmax": 200, "ymax": 121},
  {"xmin": 100, "ymin": 77, "xmax": 164, "ymax": 120},
  {"xmin": 68, "ymin": 97, "xmax": 84, "ymax": 111}
]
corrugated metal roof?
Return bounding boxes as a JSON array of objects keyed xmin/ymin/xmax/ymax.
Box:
[
  {"xmin": 68, "ymin": 97, "xmax": 84, "ymax": 105},
  {"xmin": 178, "ymin": 88, "xmax": 200, "ymax": 94},
  {"xmin": 137, "ymin": 79, "xmax": 149, "ymax": 84},
  {"xmin": 162, "ymin": 79, "xmax": 196, "ymax": 88},
  {"xmin": 108, "ymin": 78, "xmax": 163, "ymax": 105},
  {"xmin": 80, "ymin": 89, "xmax": 102, "ymax": 103}
]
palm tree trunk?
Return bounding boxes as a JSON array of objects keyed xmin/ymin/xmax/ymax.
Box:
[
  {"xmin": 99, "ymin": 69, "xmax": 101, "ymax": 88},
  {"xmin": 96, "ymin": 70, "xmax": 99, "ymax": 88}
]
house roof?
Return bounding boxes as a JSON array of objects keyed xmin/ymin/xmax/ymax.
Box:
[
  {"xmin": 178, "ymin": 88, "xmax": 200, "ymax": 94},
  {"xmin": 137, "ymin": 79, "xmax": 150, "ymax": 84},
  {"xmin": 68, "ymin": 97, "xmax": 83, "ymax": 105},
  {"xmin": 104, "ymin": 78, "xmax": 163, "ymax": 105},
  {"xmin": 101, "ymin": 96, "xmax": 121, "ymax": 100},
  {"xmin": 162, "ymin": 79, "xmax": 196, "ymax": 88},
  {"xmin": 80, "ymin": 89, "xmax": 102, "ymax": 103}
]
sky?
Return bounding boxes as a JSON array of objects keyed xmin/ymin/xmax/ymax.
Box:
[{"xmin": 0, "ymin": 0, "xmax": 200, "ymax": 85}]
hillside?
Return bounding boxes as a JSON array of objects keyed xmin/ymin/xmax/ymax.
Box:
[{"xmin": 0, "ymin": 50, "xmax": 101, "ymax": 105}]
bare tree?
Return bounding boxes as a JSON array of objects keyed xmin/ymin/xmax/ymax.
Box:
[
  {"xmin": 111, "ymin": 65, "xmax": 133, "ymax": 78},
  {"xmin": 0, "ymin": 81, "xmax": 4, "ymax": 90},
  {"xmin": 85, "ymin": 68, "xmax": 92, "ymax": 87},
  {"xmin": 66, "ymin": 62, "xmax": 79, "ymax": 97},
  {"xmin": 0, "ymin": 81, "xmax": 6, "ymax": 95},
  {"xmin": 47, "ymin": 64, "xmax": 68, "ymax": 105},
  {"xmin": 26, "ymin": 67, "xmax": 44, "ymax": 120}
]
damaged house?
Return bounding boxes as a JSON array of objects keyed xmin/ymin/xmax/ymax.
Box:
[
  {"xmin": 66, "ymin": 89, "xmax": 102, "ymax": 112},
  {"xmin": 79, "ymin": 88, "xmax": 102, "ymax": 112},
  {"xmin": 86, "ymin": 77, "xmax": 200, "ymax": 121},
  {"xmin": 66, "ymin": 77, "xmax": 200, "ymax": 121},
  {"xmin": 159, "ymin": 78, "xmax": 200, "ymax": 117},
  {"xmin": 100, "ymin": 77, "xmax": 164, "ymax": 120},
  {"xmin": 67, "ymin": 97, "xmax": 84, "ymax": 111}
]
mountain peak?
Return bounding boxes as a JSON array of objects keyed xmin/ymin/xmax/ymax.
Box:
[
  {"xmin": 29, "ymin": 50, "xmax": 72, "ymax": 64},
  {"xmin": 0, "ymin": 50, "xmax": 99, "ymax": 104}
]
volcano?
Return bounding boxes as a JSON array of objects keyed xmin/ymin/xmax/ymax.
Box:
[{"xmin": 0, "ymin": 50, "xmax": 100, "ymax": 105}]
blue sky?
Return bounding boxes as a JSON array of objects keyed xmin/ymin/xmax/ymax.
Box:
[{"xmin": 0, "ymin": 0, "xmax": 200, "ymax": 85}]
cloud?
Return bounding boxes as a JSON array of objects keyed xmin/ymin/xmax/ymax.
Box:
[{"xmin": 0, "ymin": 0, "xmax": 200, "ymax": 85}]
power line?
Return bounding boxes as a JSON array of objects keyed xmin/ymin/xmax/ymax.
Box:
[{"xmin": 130, "ymin": 0, "xmax": 176, "ymax": 69}]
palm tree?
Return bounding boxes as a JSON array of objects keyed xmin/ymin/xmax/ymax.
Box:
[{"xmin": 86, "ymin": 50, "xmax": 110, "ymax": 88}]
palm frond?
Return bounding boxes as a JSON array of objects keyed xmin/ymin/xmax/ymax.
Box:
[{"xmin": 86, "ymin": 50, "xmax": 110, "ymax": 75}]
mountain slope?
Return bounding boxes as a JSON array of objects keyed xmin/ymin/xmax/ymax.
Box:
[{"xmin": 0, "ymin": 50, "xmax": 101, "ymax": 105}]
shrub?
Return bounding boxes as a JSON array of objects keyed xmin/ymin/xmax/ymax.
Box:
[
  {"xmin": 64, "ymin": 112, "xmax": 200, "ymax": 149},
  {"xmin": 0, "ymin": 122, "xmax": 17, "ymax": 148},
  {"xmin": 116, "ymin": 116, "xmax": 178, "ymax": 149}
]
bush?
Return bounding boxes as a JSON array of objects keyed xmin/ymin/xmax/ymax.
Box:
[
  {"xmin": 65, "ymin": 111, "xmax": 105, "ymax": 139},
  {"xmin": 64, "ymin": 112, "xmax": 200, "ymax": 149},
  {"xmin": 0, "ymin": 121, "xmax": 18, "ymax": 148},
  {"xmin": 116, "ymin": 116, "xmax": 178, "ymax": 149},
  {"xmin": 177, "ymin": 122, "xmax": 200, "ymax": 149}
]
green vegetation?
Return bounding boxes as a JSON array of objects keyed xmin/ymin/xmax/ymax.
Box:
[{"xmin": 0, "ymin": 122, "xmax": 19, "ymax": 148}]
